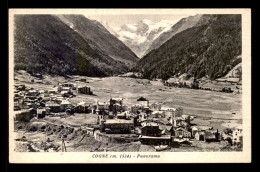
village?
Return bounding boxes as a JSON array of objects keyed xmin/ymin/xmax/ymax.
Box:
[{"xmin": 13, "ymin": 73, "xmax": 243, "ymax": 152}]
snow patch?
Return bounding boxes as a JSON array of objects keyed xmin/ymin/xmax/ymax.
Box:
[
  {"xmin": 142, "ymin": 19, "xmax": 176, "ymax": 41},
  {"xmin": 126, "ymin": 24, "xmax": 137, "ymax": 31},
  {"xmin": 142, "ymin": 19, "xmax": 153, "ymax": 25},
  {"xmin": 103, "ymin": 18, "xmax": 178, "ymax": 57},
  {"xmin": 119, "ymin": 31, "xmax": 138, "ymax": 39},
  {"xmin": 137, "ymin": 36, "xmax": 147, "ymax": 44}
]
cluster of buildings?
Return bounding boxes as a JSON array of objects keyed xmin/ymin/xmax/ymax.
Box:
[
  {"xmin": 91, "ymin": 97, "xmax": 242, "ymax": 147},
  {"xmin": 89, "ymin": 96, "xmax": 242, "ymax": 147},
  {"xmin": 13, "ymin": 82, "xmax": 93, "ymax": 120},
  {"xmin": 13, "ymin": 82, "xmax": 243, "ymax": 148}
]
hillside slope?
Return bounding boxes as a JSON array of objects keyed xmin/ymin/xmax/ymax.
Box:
[
  {"xmin": 14, "ymin": 15, "xmax": 138, "ymax": 76},
  {"xmin": 57, "ymin": 15, "xmax": 139, "ymax": 66},
  {"xmin": 136, "ymin": 15, "xmax": 242, "ymax": 80},
  {"xmin": 144, "ymin": 14, "xmax": 215, "ymax": 56}
]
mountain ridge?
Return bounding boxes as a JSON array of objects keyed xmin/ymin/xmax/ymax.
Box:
[
  {"xmin": 135, "ymin": 14, "xmax": 242, "ymax": 80},
  {"xmin": 143, "ymin": 14, "xmax": 216, "ymax": 56},
  {"xmin": 14, "ymin": 15, "xmax": 139, "ymax": 77},
  {"xmin": 57, "ymin": 15, "xmax": 139, "ymax": 66},
  {"xmin": 110, "ymin": 19, "xmax": 176, "ymax": 58}
]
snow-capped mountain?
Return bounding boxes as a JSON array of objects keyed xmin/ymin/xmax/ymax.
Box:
[
  {"xmin": 136, "ymin": 15, "xmax": 242, "ymax": 80},
  {"xmin": 102, "ymin": 19, "xmax": 177, "ymax": 58}
]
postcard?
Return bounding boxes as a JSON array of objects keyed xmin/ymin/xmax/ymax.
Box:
[{"xmin": 9, "ymin": 8, "xmax": 251, "ymax": 163}]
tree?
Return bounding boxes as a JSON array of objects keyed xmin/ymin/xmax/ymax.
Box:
[
  {"xmin": 191, "ymin": 79, "xmax": 199, "ymax": 89},
  {"xmin": 183, "ymin": 82, "xmax": 187, "ymax": 88}
]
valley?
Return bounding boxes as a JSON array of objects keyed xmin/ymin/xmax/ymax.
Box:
[
  {"xmin": 13, "ymin": 71, "xmax": 242, "ymax": 152},
  {"xmin": 12, "ymin": 13, "xmax": 243, "ymax": 153}
]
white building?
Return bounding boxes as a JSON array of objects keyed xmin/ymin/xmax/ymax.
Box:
[
  {"xmin": 160, "ymin": 107, "xmax": 183, "ymax": 125},
  {"xmin": 60, "ymin": 99, "xmax": 72, "ymax": 112},
  {"xmin": 232, "ymin": 125, "xmax": 243, "ymax": 145},
  {"xmin": 137, "ymin": 97, "xmax": 149, "ymax": 107}
]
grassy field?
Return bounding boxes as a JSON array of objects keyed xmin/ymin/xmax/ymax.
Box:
[{"xmin": 83, "ymin": 76, "xmax": 242, "ymax": 131}]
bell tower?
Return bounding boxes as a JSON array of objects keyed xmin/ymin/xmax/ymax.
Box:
[{"xmin": 172, "ymin": 110, "xmax": 176, "ymax": 127}]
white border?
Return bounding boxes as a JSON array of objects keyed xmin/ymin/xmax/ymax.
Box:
[{"xmin": 9, "ymin": 8, "xmax": 251, "ymax": 163}]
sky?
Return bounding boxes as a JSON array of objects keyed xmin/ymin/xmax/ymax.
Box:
[{"xmin": 84, "ymin": 14, "xmax": 194, "ymax": 30}]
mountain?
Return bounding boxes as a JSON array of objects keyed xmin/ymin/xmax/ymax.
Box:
[
  {"xmin": 57, "ymin": 15, "xmax": 139, "ymax": 66},
  {"xmin": 98, "ymin": 21, "xmax": 119, "ymax": 37},
  {"xmin": 216, "ymin": 55, "xmax": 242, "ymax": 83},
  {"xmin": 144, "ymin": 14, "xmax": 214, "ymax": 56},
  {"xmin": 110, "ymin": 19, "xmax": 176, "ymax": 58},
  {"xmin": 14, "ymin": 15, "xmax": 139, "ymax": 77},
  {"xmin": 135, "ymin": 15, "xmax": 242, "ymax": 80}
]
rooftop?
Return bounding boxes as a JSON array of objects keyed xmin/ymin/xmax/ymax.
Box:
[
  {"xmin": 159, "ymin": 125, "xmax": 172, "ymax": 131},
  {"xmin": 104, "ymin": 119, "xmax": 133, "ymax": 124},
  {"xmin": 62, "ymin": 87, "xmax": 71, "ymax": 90},
  {"xmin": 117, "ymin": 113, "xmax": 127, "ymax": 116},
  {"xmin": 137, "ymin": 97, "xmax": 148, "ymax": 101},
  {"xmin": 98, "ymin": 102, "xmax": 108, "ymax": 106},
  {"xmin": 46, "ymin": 101, "xmax": 59, "ymax": 107},
  {"xmin": 152, "ymin": 111, "xmax": 164, "ymax": 114},
  {"xmin": 61, "ymin": 100, "xmax": 71, "ymax": 105},
  {"xmin": 175, "ymin": 127, "xmax": 189, "ymax": 132},
  {"xmin": 141, "ymin": 122, "xmax": 159, "ymax": 127},
  {"xmin": 61, "ymin": 91, "xmax": 69, "ymax": 94},
  {"xmin": 160, "ymin": 107, "xmax": 176, "ymax": 111},
  {"xmin": 78, "ymin": 101, "xmax": 86, "ymax": 106},
  {"xmin": 78, "ymin": 86, "xmax": 90, "ymax": 88},
  {"xmin": 139, "ymin": 135, "xmax": 171, "ymax": 139},
  {"xmin": 37, "ymin": 108, "xmax": 46, "ymax": 113},
  {"xmin": 205, "ymin": 131, "xmax": 216, "ymax": 139},
  {"xmin": 29, "ymin": 90, "xmax": 38, "ymax": 93},
  {"xmin": 197, "ymin": 126, "xmax": 213, "ymax": 131},
  {"xmin": 111, "ymin": 98, "xmax": 123, "ymax": 101}
]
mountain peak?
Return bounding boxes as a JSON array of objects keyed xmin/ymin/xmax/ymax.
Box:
[
  {"xmin": 106, "ymin": 19, "xmax": 175, "ymax": 58},
  {"xmin": 141, "ymin": 19, "xmax": 153, "ymax": 25},
  {"xmin": 144, "ymin": 14, "xmax": 207, "ymax": 55}
]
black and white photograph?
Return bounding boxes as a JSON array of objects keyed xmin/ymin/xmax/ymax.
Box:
[{"xmin": 8, "ymin": 9, "xmax": 251, "ymax": 163}]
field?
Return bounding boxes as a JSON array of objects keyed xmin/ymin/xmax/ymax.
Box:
[{"xmin": 85, "ymin": 76, "xmax": 242, "ymax": 131}]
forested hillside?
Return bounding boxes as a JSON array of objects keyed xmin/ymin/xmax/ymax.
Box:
[
  {"xmin": 135, "ymin": 15, "xmax": 241, "ymax": 80},
  {"xmin": 14, "ymin": 15, "xmax": 138, "ymax": 77}
]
